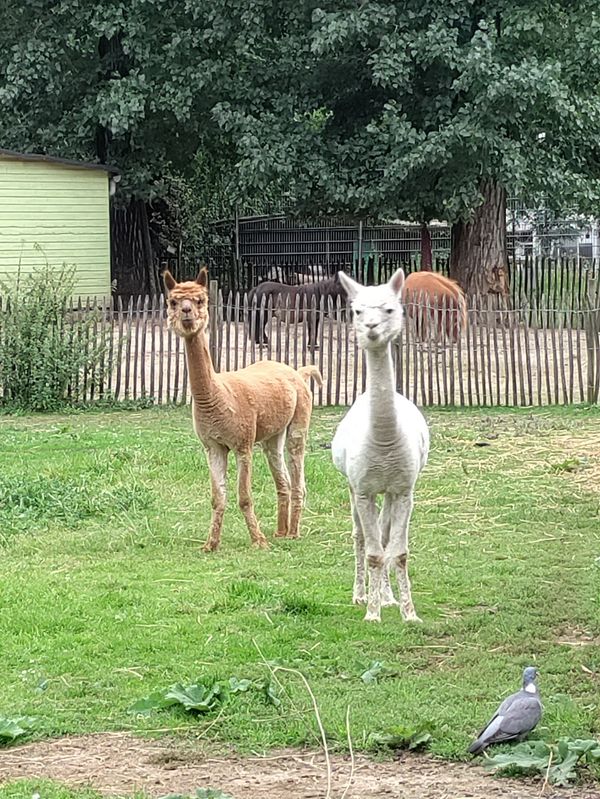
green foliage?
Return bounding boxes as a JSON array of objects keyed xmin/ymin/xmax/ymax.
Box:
[
  {"xmin": 0, "ymin": 406, "xmax": 599, "ymax": 761},
  {"xmin": 485, "ymin": 738, "xmax": 600, "ymax": 786},
  {"xmin": 0, "ymin": 265, "xmax": 106, "ymax": 412},
  {"xmin": 2, "ymin": 1, "xmax": 600, "ymax": 229},
  {"xmin": 0, "ymin": 473, "xmax": 151, "ymax": 537},
  {"xmin": 164, "ymin": 682, "xmax": 222, "ymax": 713},
  {"xmin": 0, "ymin": 716, "xmax": 35, "ymax": 743},
  {"xmin": 128, "ymin": 682, "xmax": 221, "ymax": 716},
  {"xmin": 367, "ymin": 725, "xmax": 432, "ymax": 752},
  {"xmin": 212, "ymin": 2, "xmax": 600, "ymax": 223},
  {"xmin": 129, "ymin": 676, "xmax": 281, "ymax": 717},
  {"xmin": 360, "ymin": 661, "xmax": 385, "ymax": 685}
]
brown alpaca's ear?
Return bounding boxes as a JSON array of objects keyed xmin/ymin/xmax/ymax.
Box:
[
  {"xmin": 196, "ymin": 268, "xmax": 208, "ymax": 287},
  {"xmin": 163, "ymin": 270, "xmax": 177, "ymax": 293}
]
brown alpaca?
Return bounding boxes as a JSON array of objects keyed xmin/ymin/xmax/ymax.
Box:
[
  {"xmin": 402, "ymin": 272, "xmax": 467, "ymax": 344},
  {"xmin": 164, "ymin": 268, "xmax": 322, "ymax": 552}
]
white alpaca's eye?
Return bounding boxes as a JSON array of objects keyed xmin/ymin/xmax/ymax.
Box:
[
  {"xmin": 354, "ymin": 309, "xmax": 362, "ymax": 316},
  {"xmin": 386, "ymin": 308, "xmax": 394, "ymax": 314}
]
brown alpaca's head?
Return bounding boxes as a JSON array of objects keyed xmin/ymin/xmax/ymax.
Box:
[{"xmin": 163, "ymin": 268, "xmax": 209, "ymax": 338}]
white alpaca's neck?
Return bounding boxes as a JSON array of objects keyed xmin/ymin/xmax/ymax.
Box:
[{"xmin": 365, "ymin": 344, "xmax": 398, "ymax": 439}]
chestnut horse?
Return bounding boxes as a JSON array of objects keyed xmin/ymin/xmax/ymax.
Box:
[{"xmin": 402, "ymin": 272, "xmax": 467, "ymax": 344}]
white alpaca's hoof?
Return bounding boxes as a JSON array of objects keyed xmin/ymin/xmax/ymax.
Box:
[
  {"xmin": 381, "ymin": 595, "xmax": 400, "ymax": 607},
  {"xmin": 364, "ymin": 611, "xmax": 381, "ymax": 623},
  {"xmin": 353, "ymin": 594, "xmax": 367, "ymax": 605},
  {"xmin": 404, "ymin": 612, "xmax": 423, "ymax": 623}
]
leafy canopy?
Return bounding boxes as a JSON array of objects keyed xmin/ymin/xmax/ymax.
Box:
[
  {"xmin": 216, "ymin": 1, "xmax": 600, "ymax": 222},
  {"xmin": 1, "ymin": 1, "xmax": 599, "ymax": 225}
]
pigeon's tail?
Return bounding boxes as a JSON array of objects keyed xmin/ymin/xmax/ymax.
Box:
[{"xmin": 468, "ymin": 737, "xmax": 487, "ymax": 755}]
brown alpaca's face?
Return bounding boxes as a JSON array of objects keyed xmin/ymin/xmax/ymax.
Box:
[{"xmin": 164, "ymin": 269, "xmax": 209, "ymax": 338}]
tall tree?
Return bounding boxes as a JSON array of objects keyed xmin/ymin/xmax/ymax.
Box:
[
  {"xmin": 215, "ymin": 1, "xmax": 600, "ymax": 294},
  {"xmin": 3, "ymin": 2, "xmax": 600, "ymax": 295}
]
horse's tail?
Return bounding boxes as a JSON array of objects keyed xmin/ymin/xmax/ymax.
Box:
[
  {"xmin": 433, "ymin": 274, "xmax": 468, "ymax": 340},
  {"xmin": 297, "ymin": 365, "xmax": 323, "ymax": 387},
  {"xmin": 456, "ymin": 285, "xmax": 468, "ymax": 333}
]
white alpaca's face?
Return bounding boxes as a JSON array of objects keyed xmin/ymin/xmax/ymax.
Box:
[{"xmin": 338, "ymin": 269, "xmax": 405, "ymax": 349}]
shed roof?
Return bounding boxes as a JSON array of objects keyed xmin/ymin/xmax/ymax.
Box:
[{"xmin": 0, "ymin": 148, "xmax": 120, "ymax": 175}]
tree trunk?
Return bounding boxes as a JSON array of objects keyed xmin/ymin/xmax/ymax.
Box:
[
  {"xmin": 420, "ymin": 223, "xmax": 432, "ymax": 271},
  {"xmin": 450, "ymin": 180, "xmax": 509, "ymax": 296}
]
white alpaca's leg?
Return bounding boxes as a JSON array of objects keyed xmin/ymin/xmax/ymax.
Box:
[
  {"xmin": 386, "ymin": 494, "xmax": 421, "ymax": 622},
  {"xmin": 349, "ymin": 489, "xmax": 366, "ymax": 604},
  {"xmin": 203, "ymin": 444, "xmax": 229, "ymax": 552},
  {"xmin": 262, "ymin": 432, "xmax": 291, "ymax": 537},
  {"xmin": 379, "ymin": 495, "xmax": 399, "ymax": 607},
  {"xmin": 354, "ymin": 493, "xmax": 384, "ymax": 622}
]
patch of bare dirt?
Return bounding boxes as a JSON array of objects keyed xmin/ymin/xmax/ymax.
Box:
[{"xmin": 1, "ymin": 733, "xmax": 599, "ymax": 799}]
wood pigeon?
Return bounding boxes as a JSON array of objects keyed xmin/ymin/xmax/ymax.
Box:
[{"xmin": 469, "ymin": 666, "xmax": 543, "ymax": 755}]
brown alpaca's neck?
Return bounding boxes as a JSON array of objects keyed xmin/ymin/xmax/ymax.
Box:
[{"xmin": 184, "ymin": 330, "xmax": 221, "ymax": 407}]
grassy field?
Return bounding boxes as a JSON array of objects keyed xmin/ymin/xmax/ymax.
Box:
[{"xmin": 0, "ymin": 404, "xmax": 599, "ymax": 764}]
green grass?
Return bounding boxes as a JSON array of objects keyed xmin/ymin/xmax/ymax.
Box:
[{"xmin": 0, "ymin": 404, "xmax": 599, "ymax": 761}]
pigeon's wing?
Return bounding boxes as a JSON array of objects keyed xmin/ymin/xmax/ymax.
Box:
[
  {"xmin": 496, "ymin": 690, "xmax": 520, "ymax": 717},
  {"xmin": 486, "ymin": 696, "xmax": 543, "ymax": 743},
  {"xmin": 498, "ymin": 695, "xmax": 542, "ymax": 735},
  {"xmin": 473, "ymin": 689, "xmax": 519, "ymax": 740},
  {"xmin": 474, "ymin": 710, "xmax": 500, "ymax": 741}
]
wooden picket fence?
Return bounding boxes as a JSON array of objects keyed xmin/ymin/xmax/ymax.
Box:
[{"xmin": 41, "ymin": 278, "xmax": 600, "ymax": 408}]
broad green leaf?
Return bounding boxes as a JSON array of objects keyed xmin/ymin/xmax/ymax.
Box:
[
  {"xmin": 361, "ymin": 661, "xmax": 384, "ymax": 685},
  {"xmin": 228, "ymin": 677, "xmax": 252, "ymax": 693},
  {"xmin": 0, "ymin": 716, "xmax": 35, "ymax": 741},
  {"xmin": 261, "ymin": 679, "xmax": 281, "ymax": 708},
  {"xmin": 127, "ymin": 690, "xmax": 179, "ymax": 715},
  {"xmin": 165, "ymin": 682, "xmax": 221, "ymax": 712}
]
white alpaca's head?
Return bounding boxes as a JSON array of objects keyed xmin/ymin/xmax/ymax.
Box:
[{"xmin": 338, "ymin": 269, "xmax": 405, "ymax": 349}]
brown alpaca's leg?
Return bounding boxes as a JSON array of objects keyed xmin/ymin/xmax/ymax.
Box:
[
  {"xmin": 286, "ymin": 425, "xmax": 307, "ymax": 539},
  {"xmin": 236, "ymin": 450, "xmax": 269, "ymax": 549},
  {"xmin": 203, "ymin": 444, "xmax": 228, "ymax": 553},
  {"xmin": 262, "ymin": 432, "xmax": 291, "ymax": 537}
]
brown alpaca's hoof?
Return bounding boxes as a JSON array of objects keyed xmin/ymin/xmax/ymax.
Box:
[
  {"xmin": 202, "ymin": 540, "xmax": 219, "ymax": 553},
  {"xmin": 253, "ymin": 537, "xmax": 270, "ymax": 549},
  {"xmin": 274, "ymin": 530, "xmax": 289, "ymax": 538},
  {"xmin": 286, "ymin": 532, "xmax": 300, "ymax": 539}
]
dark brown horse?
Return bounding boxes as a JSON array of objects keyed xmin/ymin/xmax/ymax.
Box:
[{"xmin": 247, "ymin": 274, "xmax": 347, "ymax": 346}]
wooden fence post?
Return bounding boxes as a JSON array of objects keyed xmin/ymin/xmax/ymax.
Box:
[
  {"xmin": 585, "ymin": 277, "xmax": 600, "ymax": 404},
  {"xmin": 209, "ymin": 279, "xmax": 219, "ymax": 369}
]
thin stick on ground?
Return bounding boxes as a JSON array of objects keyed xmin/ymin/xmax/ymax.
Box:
[
  {"xmin": 271, "ymin": 664, "xmax": 333, "ymax": 799},
  {"xmin": 540, "ymin": 750, "xmax": 553, "ymax": 795},
  {"xmin": 340, "ymin": 704, "xmax": 355, "ymax": 799},
  {"xmin": 252, "ymin": 637, "xmax": 303, "ymax": 719}
]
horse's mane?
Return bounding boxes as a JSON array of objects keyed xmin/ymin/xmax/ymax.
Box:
[{"xmin": 403, "ymin": 271, "xmax": 463, "ymax": 298}]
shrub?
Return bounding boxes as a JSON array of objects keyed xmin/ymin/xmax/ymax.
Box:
[{"xmin": 0, "ymin": 263, "xmax": 106, "ymax": 411}]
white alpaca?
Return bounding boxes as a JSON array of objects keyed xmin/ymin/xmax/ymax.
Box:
[{"xmin": 331, "ymin": 269, "xmax": 430, "ymax": 623}]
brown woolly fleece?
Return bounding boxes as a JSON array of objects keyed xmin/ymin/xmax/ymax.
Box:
[{"xmin": 164, "ymin": 268, "xmax": 322, "ymax": 551}]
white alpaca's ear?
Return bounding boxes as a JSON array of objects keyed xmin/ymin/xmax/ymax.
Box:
[
  {"xmin": 337, "ymin": 271, "xmax": 361, "ymax": 301},
  {"xmin": 163, "ymin": 270, "xmax": 177, "ymax": 293},
  {"xmin": 389, "ymin": 268, "xmax": 405, "ymax": 296}
]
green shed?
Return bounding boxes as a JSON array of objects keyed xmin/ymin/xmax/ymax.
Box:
[{"xmin": 0, "ymin": 149, "xmax": 119, "ymax": 298}]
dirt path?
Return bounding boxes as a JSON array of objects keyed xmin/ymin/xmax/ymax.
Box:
[{"xmin": 1, "ymin": 733, "xmax": 598, "ymax": 798}]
